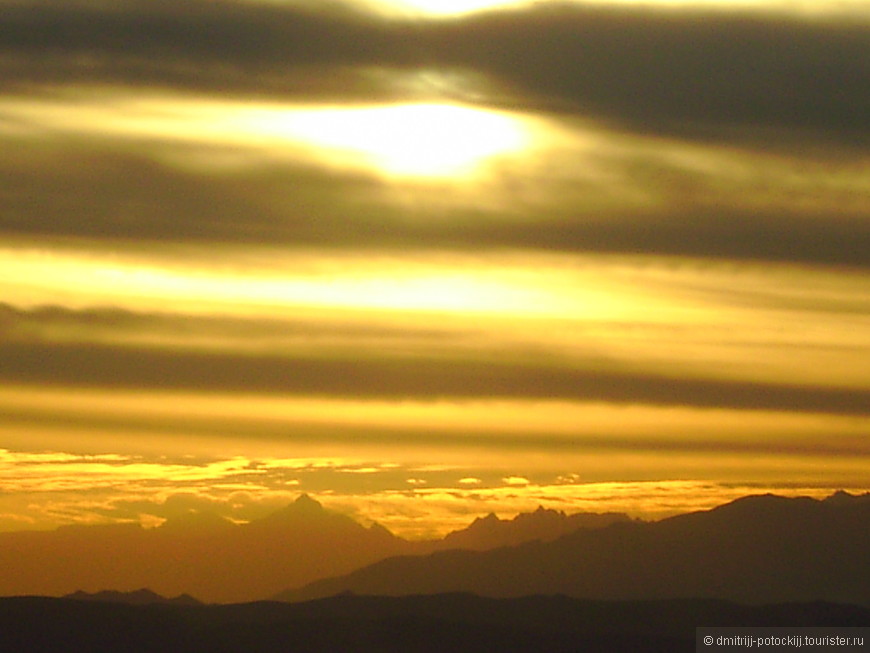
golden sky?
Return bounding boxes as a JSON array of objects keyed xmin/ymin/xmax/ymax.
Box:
[{"xmin": 0, "ymin": 0, "xmax": 867, "ymax": 537}]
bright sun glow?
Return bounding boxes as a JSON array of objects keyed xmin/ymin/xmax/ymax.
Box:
[
  {"xmin": 0, "ymin": 94, "xmax": 535, "ymax": 182},
  {"xmin": 361, "ymin": 0, "xmax": 870, "ymax": 18},
  {"xmin": 243, "ymin": 102, "xmax": 530, "ymax": 179},
  {"xmin": 363, "ymin": 0, "xmax": 527, "ymax": 16},
  {"xmin": 0, "ymin": 249, "xmax": 547, "ymax": 316}
]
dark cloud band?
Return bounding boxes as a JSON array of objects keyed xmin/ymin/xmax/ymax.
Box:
[
  {"xmin": 0, "ymin": 340, "xmax": 867, "ymax": 415},
  {"xmin": 1, "ymin": 143, "xmax": 866, "ymax": 267},
  {"xmin": 1, "ymin": 1, "xmax": 868, "ymax": 140}
]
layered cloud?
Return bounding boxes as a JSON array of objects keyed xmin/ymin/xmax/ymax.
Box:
[
  {"xmin": 1, "ymin": 0, "xmax": 867, "ymax": 536},
  {"xmin": 0, "ymin": 442, "xmax": 861, "ymax": 537},
  {"xmin": 1, "ymin": 85, "xmax": 867, "ymax": 267},
  {"xmin": 2, "ymin": 0, "xmax": 868, "ymax": 137}
]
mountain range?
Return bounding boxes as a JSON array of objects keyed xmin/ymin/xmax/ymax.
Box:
[
  {"xmin": 277, "ymin": 492, "xmax": 870, "ymax": 607},
  {"xmin": 0, "ymin": 494, "xmax": 626, "ymax": 603},
  {"xmin": 2, "ymin": 594, "xmax": 867, "ymax": 653},
  {"xmin": 2, "ymin": 492, "xmax": 866, "ymax": 607},
  {"xmin": 439, "ymin": 506, "xmax": 630, "ymax": 550}
]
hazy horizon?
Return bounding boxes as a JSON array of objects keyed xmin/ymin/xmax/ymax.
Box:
[{"xmin": 2, "ymin": 490, "xmax": 866, "ymax": 605}]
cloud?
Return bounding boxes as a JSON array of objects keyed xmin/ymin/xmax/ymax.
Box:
[
  {"xmin": 1, "ymin": 292, "xmax": 868, "ymax": 416},
  {"xmin": 1, "ymin": 1, "xmax": 867, "ymax": 141},
  {"xmin": 1, "ymin": 338, "xmax": 868, "ymax": 415},
  {"xmin": 1, "ymin": 0, "xmax": 866, "ymax": 539},
  {"xmin": 438, "ymin": 4, "xmax": 870, "ymax": 139},
  {"xmin": 0, "ymin": 0, "xmax": 417, "ymax": 101},
  {"xmin": 0, "ymin": 139, "xmax": 390, "ymax": 247},
  {"xmin": 460, "ymin": 207, "xmax": 870, "ymax": 268},
  {"xmin": 0, "ymin": 302, "xmax": 463, "ymax": 353},
  {"xmin": 1, "ymin": 93, "xmax": 866, "ymax": 267},
  {"xmin": 0, "ymin": 448, "xmax": 262, "ymax": 494}
]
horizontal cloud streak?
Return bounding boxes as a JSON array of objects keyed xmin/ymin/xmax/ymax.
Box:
[
  {"xmin": 5, "ymin": 393, "xmax": 868, "ymax": 457},
  {"xmin": 0, "ymin": 340, "xmax": 867, "ymax": 414},
  {"xmin": 1, "ymin": 1, "xmax": 868, "ymax": 140},
  {"xmin": 1, "ymin": 113, "xmax": 866, "ymax": 266},
  {"xmin": 0, "ymin": 303, "xmax": 462, "ymax": 352},
  {"xmin": 435, "ymin": 5, "xmax": 870, "ymax": 139}
]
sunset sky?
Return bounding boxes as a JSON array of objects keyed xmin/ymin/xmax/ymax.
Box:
[{"xmin": 0, "ymin": 0, "xmax": 867, "ymax": 539}]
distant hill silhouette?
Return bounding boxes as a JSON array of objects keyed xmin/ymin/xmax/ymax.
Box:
[
  {"xmin": 277, "ymin": 493, "xmax": 870, "ymax": 607},
  {"xmin": 0, "ymin": 494, "xmax": 622, "ymax": 603},
  {"xmin": 63, "ymin": 588, "xmax": 201, "ymax": 606},
  {"xmin": 1, "ymin": 594, "xmax": 867, "ymax": 653}
]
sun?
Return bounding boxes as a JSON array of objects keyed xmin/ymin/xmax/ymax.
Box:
[{"xmin": 241, "ymin": 102, "xmax": 530, "ymax": 180}]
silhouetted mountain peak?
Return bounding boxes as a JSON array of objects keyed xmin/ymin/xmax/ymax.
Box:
[
  {"xmin": 470, "ymin": 513, "xmax": 500, "ymax": 528},
  {"xmin": 439, "ymin": 506, "xmax": 630, "ymax": 552},
  {"xmin": 367, "ymin": 522, "xmax": 396, "ymax": 539},
  {"xmin": 825, "ymin": 490, "xmax": 870, "ymax": 505},
  {"xmin": 293, "ymin": 493, "xmax": 322, "ymax": 511},
  {"xmin": 514, "ymin": 506, "xmax": 564, "ymax": 524},
  {"xmin": 254, "ymin": 494, "xmax": 329, "ymax": 525},
  {"xmin": 660, "ymin": 493, "xmax": 845, "ymax": 536},
  {"xmin": 708, "ymin": 493, "xmax": 811, "ymax": 516}
]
